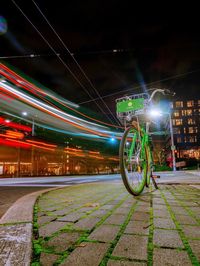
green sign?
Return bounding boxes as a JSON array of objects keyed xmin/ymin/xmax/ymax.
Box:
[{"xmin": 116, "ymin": 98, "xmax": 144, "ymax": 113}]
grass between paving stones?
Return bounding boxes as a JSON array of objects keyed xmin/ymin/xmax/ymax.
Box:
[
  {"xmin": 52, "ymin": 193, "xmax": 130, "ymax": 265},
  {"xmin": 160, "ymin": 189, "xmax": 199, "ymax": 265},
  {"xmin": 32, "ymin": 200, "xmax": 42, "ymax": 265},
  {"xmin": 166, "ymin": 187, "xmax": 200, "ymax": 226},
  {"xmin": 99, "ymin": 200, "xmax": 139, "ymax": 266},
  {"xmin": 147, "ymin": 190, "xmax": 154, "ymax": 266},
  {"xmin": 39, "ymin": 186, "xmax": 125, "ymax": 227},
  {"xmin": 31, "ymin": 186, "xmax": 128, "ymax": 265}
]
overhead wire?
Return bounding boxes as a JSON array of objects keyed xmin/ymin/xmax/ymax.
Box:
[
  {"xmin": 78, "ymin": 68, "xmax": 200, "ymax": 104},
  {"xmin": 31, "ymin": 0, "xmax": 120, "ymax": 126},
  {"xmin": 11, "ymin": 0, "xmax": 118, "ymax": 127}
]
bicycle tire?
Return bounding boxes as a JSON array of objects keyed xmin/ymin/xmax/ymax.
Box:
[
  {"xmin": 146, "ymin": 145, "xmax": 152, "ymax": 187},
  {"xmin": 119, "ymin": 124, "xmax": 148, "ymax": 196}
]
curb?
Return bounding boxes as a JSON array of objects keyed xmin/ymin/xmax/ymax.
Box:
[{"xmin": 0, "ymin": 186, "xmax": 66, "ymax": 266}]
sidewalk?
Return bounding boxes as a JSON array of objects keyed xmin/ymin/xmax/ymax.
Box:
[{"xmin": 0, "ymin": 181, "xmax": 200, "ymax": 265}]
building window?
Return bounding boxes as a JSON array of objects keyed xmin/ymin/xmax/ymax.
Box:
[
  {"xmin": 182, "ymin": 109, "xmax": 192, "ymax": 116},
  {"xmin": 198, "ymin": 100, "xmax": 200, "ymax": 106},
  {"xmin": 174, "ymin": 111, "xmax": 179, "ymax": 117},
  {"xmin": 184, "ymin": 136, "xmax": 187, "ymax": 143},
  {"xmin": 174, "ymin": 127, "xmax": 181, "ymax": 134},
  {"xmin": 187, "ymin": 100, "xmax": 194, "ymax": 107},
  {"xmin": 188, "ymin": 127, "xmax": 198, "ymax": 133},
  {"xmin": 189, "ymin": 127, "xmax": 194, "ymax": 133},
  {"xmin": 173, "ymin": 119, "xmax": 182, "ymax": 126},
  {"xmin": 183, "ymin": 127, "xmax": 187, "ymax": 134},
  {"xmin": 188, "ymin": 118, "xmax": 195, "ymax": 125},
  {"xmin": 188, "ymin": 136, "xmax": 197, "ymax": 143},
  {"xmin": 175, "ymin": 101, "xmax": 183, "ymax": 108},
  {"xmin": 177, "ymin": 137, "xmax": 182, "ymax": 143}
]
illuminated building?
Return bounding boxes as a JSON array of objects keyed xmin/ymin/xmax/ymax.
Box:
[{"xmin": 172, "ymin": 99, "xmax": 200, "ymax": 159}]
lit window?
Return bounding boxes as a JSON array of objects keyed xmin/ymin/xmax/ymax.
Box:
[
  {"xmin": 184, "ymin": 136, "xmax": 187, "ymax": 143},
  {"xmin": 182, "ymin": 109, "xmax": 192, "ymax": 116},
  {"xmin": 177, "ymin": 137, "xmax": 182, "ymax": 143},
  {"xmin": 186, "ymin": 109, "xmax": 192, "ymax": 115},
  {"xmin": 174, "ymin": 127, "xmax": 181, "ymax": 134},
  {"xmin": 189, "ymin": 127, "xmax": 194, "ymax": 133},
  {"xmin": 188, "ymin": 136, "xmax": 197, "ymax": 143},
  {"xmin": 183, "ymin": 127, "xmax": 187, "ymax": 134},
  {"xmin": 175, "ymin": 101, "xmax": 183, "ymax": 108},
  {"xmin": 174, "ymin": 111, "xmax": 179, "ymax": 117},
  {"xmin": 188, "ymin": 127, "xmax": 197, "ymax": 134},
  {"xmin": 187, "ymin": 100, "xmax": 194, "ymax": 107},
  {"xmin": 188, "ymin": 118, "xmax": 195, "ymax": 125},
  {"xmin": 174, "ymin": 119, "xmax": 182, "ymax": 125},
  {"xmin": 198, "ymin": 100, "xmax": 200, "ymax": 106}
]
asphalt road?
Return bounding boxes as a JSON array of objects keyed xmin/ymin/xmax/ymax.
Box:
[{"xmin": 0, "ymin": 186, "xmax": 48, "ymax": 218}]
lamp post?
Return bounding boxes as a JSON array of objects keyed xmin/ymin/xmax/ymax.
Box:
[
  {"xmin": 22, "ymin": 112, "xmax": 35, "ymax": 176},
  {"xmin": 149, "ymin": 109, "xmax": 176, "ymax": 171},
  {"xmin": 168, "ymin": 113, "xmax": 176, "ymax": 171}
]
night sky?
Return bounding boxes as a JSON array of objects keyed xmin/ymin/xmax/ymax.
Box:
[{"xmin": 1, "ymin": 1, "xmax": 200, "ymax": 123}]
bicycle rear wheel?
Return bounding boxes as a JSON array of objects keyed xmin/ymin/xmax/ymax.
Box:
[{"xmin": 119, "ymin": 125, "xmax": 148, "ymax": 196}]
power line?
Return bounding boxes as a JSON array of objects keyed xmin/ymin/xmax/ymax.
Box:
[
  {"xmin": 78, "ymin": 68, "xmax": 200, "ymax": 104},
  {"xmin": 31, "ymin": 0, "xmax": 120, "ymax": 126},
  {"xmin": 11, "ymin": 0, "xmax": 117, "ymax": 126}
]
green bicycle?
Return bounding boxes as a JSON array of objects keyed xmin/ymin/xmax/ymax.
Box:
[{"xmin": 116, "ymin": 88, "xmax": 175, "ymax": 196}]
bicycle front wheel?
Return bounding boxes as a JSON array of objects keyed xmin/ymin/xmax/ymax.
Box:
[{"xmin": 119, "ymin": 126, "xmax": 148, "ymax": 196}]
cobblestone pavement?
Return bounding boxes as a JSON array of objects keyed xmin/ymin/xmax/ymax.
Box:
[{"xmin": 31, "ymin": 182, "xmax": 200, "ymax": 266}]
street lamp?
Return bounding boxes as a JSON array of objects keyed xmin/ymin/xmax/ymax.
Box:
[
  {"xmin": 149, "ymin": 109, "xmax": 176, "ymax": 171},
  {"xmin": 22, "ymin": 111, "xmax": 36, "ymax": 176}
]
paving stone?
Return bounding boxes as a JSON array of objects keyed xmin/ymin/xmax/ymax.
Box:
[
  {"xmin": 167, "ymin": 200, "xmax": 180, "ymax": 206},
  {"xmin": 45, "ymin": 232, "xmax": 80, "ymax": 252},
  {"xmin": 188, "ymin": 239, "xmax": 200, "ymax": 261},
  {"xmin": 153, "ymin": 247, "xmax": 192, "ymax": 266},
  {"xmin": 181, "ymin": 202, "xmax": 199, "ymax": 207},
  {"xmin": 170, "ymin": 206, "xmax": 188, "ymax": 215},
  {"xmin": 125, "ymin": 220, "xmax": 149, "ymax": 235},
  {"xmin": 38, "ymin": 215, "xmax": 55, "ymax": 225},
  {"xmin": 131, "ymin": 211, "xmax": 150, "ymax": 221},
  {"xmin": 74, "ymin": 217, "xmax": 100, "ymax": 230},
  {"xmin": 153, "ymin": 209, "xmax": 170, "ymax": 218},
  {"xmin": 112, "ymin": 235, "xmax": 148, "ymax": 260},
  {"xmin": 182, "ymin": 225, "xmax": 200, "ymax": 238},
  {"xmin": 52, "ymin": 208, "xmax": 72, "ymax": 216},
  {"xmin": 40, "ymin": 253, "xmax": 59, "ymax": 266},
  {"xmin": 107, "ymin": 260, "xmax": 147, "ymax": 266},
  {"xmin": 152, "ymin": 199, "xmax": 165, "ymax": 205},
  {"xmin": 101, "ymin": 204, "xmax": 116, "ymax": 210},
  {"xmin": 104, "ymin": 214, "xmax": 126, "ymax": 225},
  {"xmin": 114, "ymin": 207, "xmax": 130, "ymax": 215},
  {"xmin": 153, "ymin": 204, "xmax": 168, "ymax": 210},
  {"xmin": 154, "ymin": 218, "xmax": 176, "ymax": 229},
  {"xmin": 60, "ymin": 242, "xmax": 109, "ymax": 266},
  {"xmin": 0, "ymin": 223, "xmax": 32, "ymax": 266},
  {"xmin": 39, "ymin": 221, "xmax": 69, "ymax": 237},
  {"xmin": 154, "ymin": 229, "xmax": 183, "ymax": 248},
  {"xmin": 42, "ymin": 206, "xmax": 57, "ymax": 212},
  {"xmin": 89, "ymin": 224, "xmax": 119, "ymax": 242},
  {"xmin": 175, "ymin": 215, "xmax": 198, "ymax": 225},
  {"xmin": 57, "ymin": 212, "xmax": 85, "ymax": 222},
  {"xmin": 189, "ymin": 207, "xmax": 200, "ymax": 218},
  {"xmin": 91, "ymin": 209, "xmax": 108, "ymax": 217}
]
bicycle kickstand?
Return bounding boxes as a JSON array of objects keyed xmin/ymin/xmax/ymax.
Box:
[{"xmin": 151, "ymin": 174, "xmax": 160, "ymax": 190}]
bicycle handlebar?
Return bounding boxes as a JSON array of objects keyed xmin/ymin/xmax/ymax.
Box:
[
  {"xmin": 148, "ymin": 88, "xmax": 175, "ymax": 102},
  {"xmin": 163, "ymin": 89, "xmax": 176, "ymax": 96}
]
